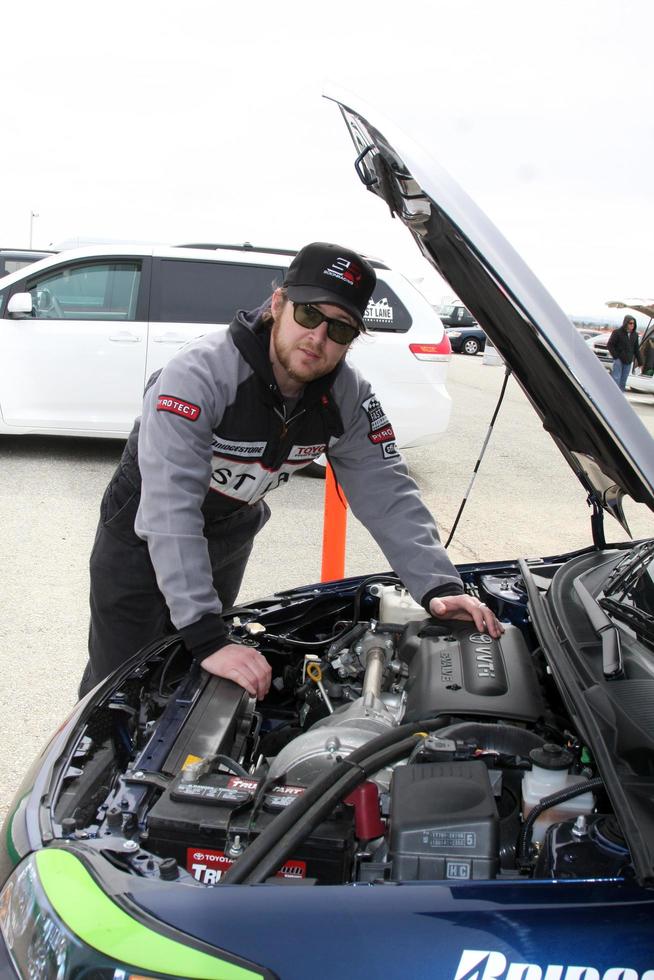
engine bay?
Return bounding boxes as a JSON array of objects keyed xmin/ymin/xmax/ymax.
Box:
[{"xmin": 51, "ymin": 566, "xmax": 632, "ymax": 887}]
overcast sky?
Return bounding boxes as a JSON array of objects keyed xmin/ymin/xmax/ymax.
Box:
[{"xmin": 2, "ymin": 0, "xmax": 652, "ymax": 319}]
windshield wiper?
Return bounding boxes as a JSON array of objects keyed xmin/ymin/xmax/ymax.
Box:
[
  {"xmin": 603, "ymin": 539, "xmax": 654, "ymax": 599},
  {"xmin": 574, "ymin": 578, "xmax": 623, "ymax": 678},
  {"xmin": 598, "ymin": 596, "xmax": 654, "ymax": 651}
]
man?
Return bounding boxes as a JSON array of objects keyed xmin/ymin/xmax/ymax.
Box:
[
  {"xmin": 80, "ymin": 242, "xmax": 501, "ymax": 699},
  {"xmin": 607, "ymin": 315, "xmax": 639, "ymax": 391}
]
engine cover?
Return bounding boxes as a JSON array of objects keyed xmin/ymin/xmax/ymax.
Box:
[{"xmin": 400, "ymin": 621, "xmax": 545, "ymax": 723}]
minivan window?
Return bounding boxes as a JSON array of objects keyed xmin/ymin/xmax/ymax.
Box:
[
  {"xmin": 26, "ymin": 262, "xmax": 141, "ymax": 320},
  {"xmin": 154, "ymin": 260, "xmax": 285, "ymax": 324},
  {"xmin": 2, "ymin": 259, "xmax": 36, "ymax": 276},
  {"xmin": 364, "ymin": 280, "xmax": 412, "ymax": 332}
]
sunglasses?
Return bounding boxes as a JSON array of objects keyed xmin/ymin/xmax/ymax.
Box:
[{"xmin": 292, "ymin": 302, "xmax": 359, "ymax": 346}]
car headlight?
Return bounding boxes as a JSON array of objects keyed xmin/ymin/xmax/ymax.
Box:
[
  {"xmin": 0, "ymin": 849, "xmax": 263, "ymax": 979},
  {"xmin": 446, "ymin": 330, "xmax": 462, "ymax": 337}
]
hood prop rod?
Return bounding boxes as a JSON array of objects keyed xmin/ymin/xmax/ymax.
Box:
[
  {"xmin": 589, "ymin": 493, "xmax": 607, "ymax": 550},
  {"xmin": 445, "ymin": 364, "xmax": 511, "ymax": 549}
]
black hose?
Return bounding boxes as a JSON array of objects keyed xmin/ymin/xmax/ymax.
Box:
[
  {"xmin": 437, "ymin": 722, "xmax": 545, "ymax": 756},
  {"xmin": 326, "ymin": 621, "xmax": 369, "ymax": 659},
  {"xmin": 211, "ymin": 754, "xmax": 250, "ymax": 778},
  {"xmin": 517, "ymin": 776, "xmax": 604, "ymax": 864},
  {"xmin": 221, "ymin": 715, "xmax": 450, "ymax": 885}
]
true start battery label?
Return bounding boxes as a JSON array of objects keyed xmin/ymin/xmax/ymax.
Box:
[
  {"xmin": 171, "ymin": 775, "xmax": 307, "ymax": 810},
  {"xmin": 227, "ymin": 776, "xmax": 306, "ymax": 811},
  {"xmin": 187, "ymin": 847, "xmax": 307, "ymax": 884},
  {"xmin": 226, "ymin": 776, "xmax": 305, "ymax": 797}
]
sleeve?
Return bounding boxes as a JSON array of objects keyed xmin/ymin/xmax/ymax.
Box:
[
  {"xmin": 607, "ymin": 330, "xmax": 617, "ymax": 357},
  {"xmin": 327, "ymin": 367, "xmax": 463, "ymax": 609},
  {"xmin": 134, "ymin": 336, "xmax": 237, "ymax": 655}
]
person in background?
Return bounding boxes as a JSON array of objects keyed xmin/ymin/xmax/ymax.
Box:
[{"xmin": 607, "ymin": 315, "xmax": 639, "ymax": 391}]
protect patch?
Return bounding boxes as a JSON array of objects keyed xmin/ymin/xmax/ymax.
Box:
[{"xmin": 156, "ymin": 395, "xmax": 201, "ymax": 421}]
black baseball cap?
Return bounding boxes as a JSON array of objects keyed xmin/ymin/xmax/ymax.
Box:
[{"xmin": 283, "ymin": 242, "xmax": 376, "ymax": 327}]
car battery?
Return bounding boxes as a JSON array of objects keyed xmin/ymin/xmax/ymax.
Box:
[
  {"xmin": 389, "ymin": 761, "xmax": 499, "ymax": 881},
  {"xmin": 146, "ymin": 772, "xmax": 355, "ymax": 884}
]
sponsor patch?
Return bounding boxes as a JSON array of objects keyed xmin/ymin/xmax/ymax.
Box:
[
  {"xmin": 287, "ymin": 443, "xmax": 327, "ymax": 462},
  {"xmin": 156, "ymin": 395, "xmax": 201, "ymax": 421},
  {"xmin": 187, "ymin": 847, "xmax": 306, "ymax": 884},
  {"xmin": 361, "ymin": 394, "xmax": 398, "ymax": 458},
  {"xmin": 211, "ymin": 436, "xmax": 266, "ymax": 459}
]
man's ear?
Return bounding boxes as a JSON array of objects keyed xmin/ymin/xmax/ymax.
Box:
[{"xmin": 271, "ymin": 288, "xmax": 285, "ymax": 318}]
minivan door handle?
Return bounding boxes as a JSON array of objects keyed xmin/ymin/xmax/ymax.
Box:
[{"xmin": 108, "ymin": 331, "xmax": 141, "ymax": 343}]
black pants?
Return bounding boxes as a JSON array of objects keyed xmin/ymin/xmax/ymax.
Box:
[{"xmin": 79, "ymin": 476, "xmax": 270, "ymax": 698}]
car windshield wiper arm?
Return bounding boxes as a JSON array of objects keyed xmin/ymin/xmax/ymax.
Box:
[
  {"xmin": 574, "ymin": 578, "xmax": 623, "ymax": 678},
  {"xmin": 598, "ymin": 596, "xmax": 654, "ymax": 651},
  {"xmin": 603, "ymin": 539, "xmax": 654, "ymax": 599}
]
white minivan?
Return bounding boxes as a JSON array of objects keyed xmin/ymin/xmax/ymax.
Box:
[{"xmin": 0, "ymin": 243, "xmax": 452, "ymax": 452}]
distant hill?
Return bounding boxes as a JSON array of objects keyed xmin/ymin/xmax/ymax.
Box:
[{"xmin": 570, "ymin": 313, "xmax": 622, "ymax": 329}]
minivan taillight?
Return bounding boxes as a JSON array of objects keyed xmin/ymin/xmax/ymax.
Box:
[{"xmin": 409, "ymin": 336, "xmax": 452, "ymax": 361}]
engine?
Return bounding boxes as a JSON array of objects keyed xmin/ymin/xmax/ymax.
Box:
[{"xmin": 51, "ymin": 577, "xmax": 629, "ymax": 887}]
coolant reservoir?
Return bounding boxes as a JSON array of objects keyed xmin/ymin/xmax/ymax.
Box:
[
  {"xmin": 378, "ymin": 585, "xmax": 429, "ymax": 625},
  {"xmin": 522, "ymin": 743, "xmax": 595, "ymax": 843}
]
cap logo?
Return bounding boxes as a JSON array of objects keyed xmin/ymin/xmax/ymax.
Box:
[{"xmin": 324, "ymin": 256, "xmax": 362, "ymax": 288}]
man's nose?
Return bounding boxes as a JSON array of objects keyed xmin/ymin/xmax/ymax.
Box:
[{"xmin": 308, "ymin": 320, "xmax": 329, "ymax": 343}]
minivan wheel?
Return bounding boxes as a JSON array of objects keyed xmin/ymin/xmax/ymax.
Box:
[{"xmin": 463, "ymin": 337, "xmax": 480, "ymax": 355}]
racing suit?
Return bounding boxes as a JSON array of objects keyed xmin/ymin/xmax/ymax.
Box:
[{"xmin": 80, "ymin": 305, "xmax": 463, "ymax": 696}]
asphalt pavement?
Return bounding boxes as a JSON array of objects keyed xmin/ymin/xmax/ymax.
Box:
[{"xmin": 1, "ymin": 354, "xmax": 653, "ymax": 820}]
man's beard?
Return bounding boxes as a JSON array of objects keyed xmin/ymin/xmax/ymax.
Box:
[{"xmin": 271, "ymin": 316, "xmax": 328, "ymax": 385}]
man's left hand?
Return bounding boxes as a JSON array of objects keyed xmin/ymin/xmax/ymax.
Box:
[{"xmin": 429, "ymin": 594, "xmax": 504, "ymax": 638}]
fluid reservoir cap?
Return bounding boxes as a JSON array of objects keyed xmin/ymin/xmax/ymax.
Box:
[{"xmin": 529, "ymin": 742, "xmax": 574, "ymax": 771}]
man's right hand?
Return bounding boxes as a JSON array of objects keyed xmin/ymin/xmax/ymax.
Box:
[{"xmin": 200, "ymin": 643, "xmax": 272, "ymax": 700}]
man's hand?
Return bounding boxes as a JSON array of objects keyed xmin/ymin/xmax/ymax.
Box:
[
  {"xmin": 429, "ymin": 594, "xmax": 504, "ymax": 638},
  {"xmin": 200, "ymin": 643, "xmax": 272, "ymax": 700}
]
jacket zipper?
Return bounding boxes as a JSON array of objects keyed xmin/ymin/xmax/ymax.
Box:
[{"xmin": 273, "ymin": 404, "xmax": 306, "ymax": 439}]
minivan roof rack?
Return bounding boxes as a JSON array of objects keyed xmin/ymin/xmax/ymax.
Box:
[
  {"xmin": 175, "ymin": 242, "xmax": 389, "ymax": 269},
  {"xmin": 176, "ymin": 242, "xmax": 298, "ymax": 257}
]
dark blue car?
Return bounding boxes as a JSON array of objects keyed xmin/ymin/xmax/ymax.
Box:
[
  {"xmin": 2, "ymin": 92, "xmax": 654, "ymax": 979},
  {"xmin": 445, "ymin": 324, "xmax": 487, "ymax": 355}
]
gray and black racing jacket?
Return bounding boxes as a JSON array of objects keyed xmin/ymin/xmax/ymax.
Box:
[{"xmin": 125, "ymin": 306, "xmax": 463, "ymax": 657}]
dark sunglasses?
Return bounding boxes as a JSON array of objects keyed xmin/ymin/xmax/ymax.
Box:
[{"xmin": 292, "ymin": 302, "xmax": 359, "ymax": 346}]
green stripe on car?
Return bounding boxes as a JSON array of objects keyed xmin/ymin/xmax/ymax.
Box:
[{"xmin": 34, "ymin": 849, "xmax": 263, "ymax": 979}]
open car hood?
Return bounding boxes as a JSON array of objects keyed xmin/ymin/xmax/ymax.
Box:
[{"xmin": 326, "ymin": 88, "xmax": 654, "ymax": 538}]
